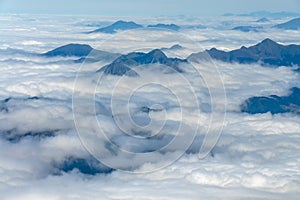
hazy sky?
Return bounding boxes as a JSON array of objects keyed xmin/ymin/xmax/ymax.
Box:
[{"xmin": 0, "ymin": 0, "xmax": 300, "ymax": 16}]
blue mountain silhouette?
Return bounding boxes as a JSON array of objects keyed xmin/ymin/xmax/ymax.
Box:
[
  {"xmin": 89, "ymin": 20, "xmax": 143, "ymax": 34},
  {"xmin": 241, "ymin": 87, "xmax": 300, "ymax": 114},
  {"xmin": 147, "ymin": 24, "xmax": 180, "ymax": 31},
  {"xmin": 98, "ymin": 49, "xmax": 187, "ymax": 76},
  {"xmin": 188, "ymin": 38, "xmax": 300, "ymax": 67},
  {"xmin": 273, "ymin": 17, "xmax": 300, "ymax": 30}
]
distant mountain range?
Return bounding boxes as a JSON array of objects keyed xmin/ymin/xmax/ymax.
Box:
[
  {"xmin": 42, "ymin": 44, "xmax": 120, "ymax": 62},
  {"xmin": 256, "ymin": 17, "xmax": 270, "ymax": 23},
  {"xmin": 273, "ymin": 17, "xmax": 300, "ymax": 30},
  {"xmin": 87, "ymin": 21, "xmax": 183, "ymax": 33},
  {"xmin": 98, "ymin": 49, "xmax": 187, "ymax": 76},
  {"xmin": 223, "ymin": 11, "xmax": 300, "ymax": 19},
  {"xmin": 41, "ymin": 38, "xmax": 300, "ymax": 73},
  {"xmin": 161, "ymin": 44, "xmax": 184, "ymax": 51},
  {"xmin": 188, "ymin": 38, "xmax": 300, "ymax": 67},
  {"xmin": 147, "ymin": 24, "xmax": 180, "ymax": 31},
  {"xmin": 88, "ymin": 20, "xmax": 143, "ymax": 34},
  {"xmin": 232, "ymin": 26, "xmax": 262, "ymax": 32},
  {"xmin": 241, "ymin": 87, "xmax": 300, "ymax": 114}
]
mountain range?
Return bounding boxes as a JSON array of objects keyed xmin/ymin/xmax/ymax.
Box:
[
  {"xmin": 87, "ymin": 21, "xmax": 183, "ymax": 34},
  {"xmin": 147, "ymin": 24, "xmax": 180, "ymax": 31},
  {"xmin": 98, "ymin": 49, "xmax": 187, "ymax": 76},
  {"xmin": 232, "ymin": 26, "xmax": 262, "ymax": 32},
  {"xmin": 256, "ymin": 17, "xmax": 270, "ymax": 23},
  {"xmin": 224, "ymin": 11, "xmax": 300, "ymax": 19},
  {"xmin": 41, "ymin": 39, "xmax": 300, "ymax": 72},
  {"xmin": 273, "ymin": 17, "xmax": 300, "ymax": 30},
  {"xmin": 188, "ymin": 38, "xmax": 300, "ymax": 67},
  {"xmin": 88, "ymin": 20, "xmax": 143, "ymax": 34},
  {"xmin": 161, "ymin": 44, "xmax": 184, "ymax": 51},
  {"xmin": 42, "ymin": 44, "xmax": 120, "ymax": 62},
  {"xmin": 241, "ymin": 87, "xmax": 300, "ymax": 114},
  {"xmin": 43, "ymin": 44, "xmax": 93, "ymax": 57}
]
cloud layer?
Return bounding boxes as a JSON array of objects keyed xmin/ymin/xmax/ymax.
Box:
[{"xmin": 0, "ymin": 14, "xmax": 300, "ymax": 199}]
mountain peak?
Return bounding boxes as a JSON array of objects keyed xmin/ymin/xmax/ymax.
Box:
[
  {"xmin": 133, "ymin": 49, "xmax": 168, "ymax": 64},
  {"xmin": 161, "ymin": 44, "xmax": 183, "ymax": 51},
  {"xmin": 255, "ymin": 38, "xmax": 280, "ymax": 48},
  {"xmin": 99, "ymin": 49, "xmax": 186, "ymax": 76},
  {"xmin": 256, "ymin": 17, "xmax": 269, "ymax": 23},
  {"xmin": 261, "ymin": 38, "xmax": 277, "ymax": 44},
  {"xmin": 89, "ymin": 20, "xmax": 143, "ymax": 34},
  {"xmin": 114, "ymin": 20, "xmax": 127, "ymax": 24},
  {"xmin": 113, "ymin": 20, "xmax": 139, "ymax": 26},
  {"xmin": 193, "ymin": 39, "xmax": 300, "ymax": 67},
  {"xmin": 147, "ymin": 49, "xmax": 168, "ymax": 60},
  {"xmin": 43, "ymin": 44, "xmax": 93, "ymax": 57},
  {"xmin": 170, "ymin": 44, "xmax": 183, "ymax": 50}
]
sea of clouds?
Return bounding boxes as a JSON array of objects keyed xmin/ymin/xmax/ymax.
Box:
[{"xmin": 0, "ymin": 14, "xmax": 300, "ymax": 199}]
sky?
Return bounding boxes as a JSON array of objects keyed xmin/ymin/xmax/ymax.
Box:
[{"xmin": 0, "ymin": 0, "xmax": 300, "ymax": 16}]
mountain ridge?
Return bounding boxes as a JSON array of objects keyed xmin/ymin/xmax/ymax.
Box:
[
  {"xmin": 147, "ymin": 23, "xmax": 180, "ymax": 31},
  {"xmin": 273, "ymin": 17, "xmax": 300, "ymax": 30},
  {"xmin": 89, "ymin": 20, "xmax": 143, "ymax": 34},
  {"xmin": 43, "ymin": 44, "xmax": 93, "ymax": 57},
  {"xmin": 232, "ymin": 26, "xmax": 262, "ymax": 32},
  {"xmin": 241, "ymin": 87, "xmax": 300, "ymax": 114},
  {"xmin": 43, "ymin": 43, "xmax": 121, "ymax": 62},
  {"xmin": 188, "ymin": 38, "xmax": 300, "ymax": 67},
  {"xmin": 98, "ymin": 49, "xmax": 187, "ymax": 76}
]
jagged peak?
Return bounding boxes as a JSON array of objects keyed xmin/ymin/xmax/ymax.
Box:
[
  {"xmin": 258, "ymin": 38, "xmax": 279, "ymax": 46},
  {"xmin": 250, "ymin": 38, "xmax": 282, "ymax": 50},
  {"xmin": 147, "ymin": 49, "xmax": 168, "ymax": 59}
]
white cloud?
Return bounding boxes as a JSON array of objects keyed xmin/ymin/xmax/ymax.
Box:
[{"xmin": 0, "ymin": 13, "xmax": 299, "ymax": 200}]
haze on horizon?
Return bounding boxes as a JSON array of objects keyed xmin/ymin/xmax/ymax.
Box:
[{"xmin": 0, "ymin": 0, "xmax": 300, "ymax": 16}]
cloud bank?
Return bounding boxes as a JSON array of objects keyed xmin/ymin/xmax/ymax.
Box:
[{"xmin": 0, "ymin": 14, "xmax": 299, "ymax": 199}]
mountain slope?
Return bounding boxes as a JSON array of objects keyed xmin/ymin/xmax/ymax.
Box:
[
  {"xmin": 161, "ymin": 44, "xmax": 184, "ymax": 51},
  {"xmin": 42, "ymin": 43, "xmax": 121, "ymax": 62},
  {"xmin": 89, "ymin": 20, "xmax": 143, "ymax": 34},
  {"xmin": 256, "ymin": 17, "xmax": 270, "ymax": 23},
  {"xmin": 147, "ymin": 24, "xmax": 180, "ymax": 31},
  {"xmin": 237, "ymin": 11, "xmax": 300, "ymax": 18},
  {"xmin": 241, "ymin": 87, "xmax": 300, "ymax": 114},
  {"xmin": 188, "ymin": 38, "xmax": 300, "ymax": 67},
  {"xmin": 98, "ymin": 49, "xmax": 187, "ymax": 76},
  {"xmin": 232, "ymin": 26, "xmax": 262, "ymax": 32},
  {"xmin": 273, "ymin": 17, "xmax": 300, "ymax": 30},
  {"xmin": 43, "ymin": 44, "xmax": 93, "ymax": 57}
]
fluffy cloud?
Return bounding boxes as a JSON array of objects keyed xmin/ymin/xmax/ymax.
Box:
[{"xmin": 0, "ymin": 13, "xmax": 299, "ymax": 200}]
